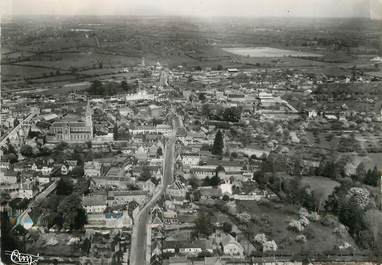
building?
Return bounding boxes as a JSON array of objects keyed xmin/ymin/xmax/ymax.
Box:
[
  {"xmin": 163, "ymin": 240, "xmax": 213, "ymax": 256},
  {"xmin": 125, "ymin": 90, "xmax": 155, "ymax": 102},
  {"xmin": 83, "ymin": 193, "xmax": 108, "ymax": 213},
  {"xmin": 181, "ymin": 153, "xmax": 200, "ymax": 166},
  {"xmin": 221, "ymin": 235, "xmax": 244, "ymax": 256},
  {"xmin": 107, "ymin": 190, "xmax": 148, "ymax": 205},
  {"xmin": 47, "ymin": 101, "xmax": 93, "ymax": 143},
  {"xmin": 84, "ymin": 161, "xmax": 102, "ymax": 177}
]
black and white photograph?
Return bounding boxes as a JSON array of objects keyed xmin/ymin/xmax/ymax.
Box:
[{"xmin": 1, "ymin": 0, "xmax": 382, "ymax": 264}]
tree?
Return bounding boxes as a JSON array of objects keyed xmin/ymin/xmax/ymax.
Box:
[
  {"xmin": 338, "ymin": 200, "xmax": 367, "ymax": 239},
  {"xmin": 0, "ymin": 191, "xmax": 11, "ymax": 204},
  {"xmin": 201, "ymin": 104, "xmax": 213, "ymax": 117},
  {"xmin": 1, "ymin": 153, "xmax": 18, "ymax": 163},
  {"xmin": 36, "ymin": 121, "xmax": 51, "ymax": 130},
  {"xmin": 216, "ymin": 64, "xmax": 223, "ymax": 71},
  {"xmin": 203, "ymin": 175, "xmax": 220, "ymax": 187},
  {"xmin": 139, "ymin": 166, "xmax": 151, "ymax": 181},
  {"xmin": 70, "ymin": 66, "xmax": 78, "ymax": 75},
  {"xmin": 87, "ymin": 80, "xmax": 103, "ymax": 95},
  {"xmin": 113, "ymin": 122, "xmax": 119, "ymax": 140},
  {"xmin": 13, "ymin": 118, "xmax": 20, "ymax": 128},
  {"xmin": 57, "ymin": 194, "xmax": 87, "ymax": 230},
  {"xmin": 198, "ymin": 93, "xmax": 206, "ymax": 101},
  {"xmin": 223, "ymin": 107, "xmax": 242, "ymax": 122},
  {"xmin": 121, "ymin": 80, "xmax": 128, "ymax": 91},
  {"xmin": 20, "ymin": 145, "xmax": 34, "ymax": 157},
  {"xmin": 222, "ymin": 222, "xmax": 232, "ymax": 233},
  {"xmin": 355, "ymin": 162, "xmax": 367, "ymax": 182},
  {"xmin": 189, "ymin": 176, "xmax": 200, "ymax": 190},
  {"xmin": 70, "ymin": 166, "xmax": 84, "ymax": 178},
  {"xmin": 194, "ymin": 212, "xmax": 213, "ymax": 237},
  {"xmin": 56, "ymin": 178, "xmax": 74, "ymax": 196},
  {"xmin": 156, "ymin": 147, "xmax": 163, "ymax": 157},
  {"xmin": 212, "ymin": 130, "xmax": 224, "ymax": 156},
  {"xmin": 365, "ymin": 166, "xmax": 379, "ymax": 186}
]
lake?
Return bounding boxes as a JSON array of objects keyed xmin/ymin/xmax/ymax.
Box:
[{"xmin": 223, "ymin": 47, "xmax": 322, "ymax": 58}]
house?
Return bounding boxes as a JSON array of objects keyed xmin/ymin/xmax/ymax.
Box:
[
  {"xmin": 86, "ymin": 207, "xmax": 133, "ymax": 229},
  {"xmin": 263, "ymin": 240, "xmax": 278, "ymax": 252},
  {"xmin": 18, "ymin": 181, "xmax": 34, "ymax": 199},
  {"xmin": 167, "ymin": 177, "xmax": 187, "ymax": 200},
  {"xmin": 221, "ymin": 235, "xmax": 244, "ymax": 256},
  {"xmin": 83, "ymin": 193, "xmax": 108, "ymax": 213},
  {"xmin": 179, "ymin": 240, "xmax": 213, "ymax": 256},
  {"xmin": 92, "ymin": 167, "xmax": 129, "ymax": 187},
  {"xmin": 199, "ymin": 187, "xmax": 222, "ymax": 200},
  {"xmin": 163, "ymin": 240, "xmax": 213, "ymax": 256},
  {"xmin": 37, "ymin": 175, "xmax": 50, "ymax": 184},
  {"xmin": 219, "ymin": 180, "xmax": 233, "ymax": 195},
  {"xmin": 61, "ymin": 164, "xmax": 70, "ymax": 175},
  {"xmin": 0, "ymin": 170, "xmax": 17, "ymax": 184},
  {"xmin": 135, "ymin": 146, "xmax": 148, "ymax": 161},
  {"xmin": 107, "ymin": 190, "xmax": 148, "ymax": 205},
  {"xmin": 190, "ymin": 168, "xmax": 215, "ymax": 179},
  {"xmin": 0, "ymin": 162, "xmax": 10, "ymax": 170},
  {"xmin": 163, "ymin": 210, "xmax": 178, "ymax": 224},
  {"xmin": 181, "ymin": 153, "xmax": 200, "ymax": 166},
  {"xmin": 137, "ymin": 179, "xmax": 156, "ymax": 193},
  {"xmin": 84, "ymin": 161, "xmax": 102, "ymax": 177},
  {"xmin": 41, "ymin": 166, "xmax": 53, "ymax": 176}
]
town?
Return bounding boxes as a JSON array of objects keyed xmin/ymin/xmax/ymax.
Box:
[{"xmin": 1, "ymin": 11, "xmax": 382, "ymax": 265}]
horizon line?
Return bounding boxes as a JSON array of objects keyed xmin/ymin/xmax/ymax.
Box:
[{"xmin": 1, "ymin": 14, "xmax": 379, "ymax": 20}]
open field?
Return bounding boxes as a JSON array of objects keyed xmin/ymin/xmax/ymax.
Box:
[
  {"xmin": 2, "ymin": 64, "xmax": 61, "ymax": 80},
  {"xmin": 223, "ymin": 47, "xmax": 322, "ymax": 58},
  {"xmin": 16, "ymin": 52, "xmax": 141, "ymax": 69},
  {"xmin": 236, "ymin": 201, "xmax": 358, "ymax": 254}
]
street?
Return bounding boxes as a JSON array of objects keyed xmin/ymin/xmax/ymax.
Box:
[{"xmin": 129, "ymin": 116, "xmax": 179, "ymax": 265}]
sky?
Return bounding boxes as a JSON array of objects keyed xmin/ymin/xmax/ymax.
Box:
[{"xmin": 1, "ymin": 0, "xmax": 381, "ymax": 19}]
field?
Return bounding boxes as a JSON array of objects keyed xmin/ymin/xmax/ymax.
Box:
[
  {"xmin": 223, "ymin": 47, "xmax": 322, "ymax": 58},
  {"xmin": 236, "ymin": 201, "xmax": 358, "ymax": 255},
  {"xmin": 199, "ymin": 200, "xmax": 358, "ymax": 256},
  {"xmin": 16, "ymin": 52, "xmax": 140, "ymax": 69},
  {"xmin": 2, "ymin": 64, "xmax": 60, "ymax": 80},
  {"xmin": 301, "ymin": 176, "xmax": 341, "ymax": 203}
]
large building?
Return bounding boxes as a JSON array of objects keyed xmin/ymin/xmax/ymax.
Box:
[{"xmin": 47, "ymin": 102, "xmax": 93, "ymax": 143}]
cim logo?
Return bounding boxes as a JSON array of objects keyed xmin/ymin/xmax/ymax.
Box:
[{"xmin": 4, "ymin": 250, "xmax": 40, "ymax": 265}]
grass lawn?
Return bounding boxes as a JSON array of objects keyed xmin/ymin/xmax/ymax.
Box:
[{"xmin": 301, "ymin": 176, "xmax": 340, "ymax": 203}]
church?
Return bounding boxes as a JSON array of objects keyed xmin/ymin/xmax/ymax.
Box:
[{"xmin": 47, "ymin": 102, "xmax": 93, "ymax": 143}]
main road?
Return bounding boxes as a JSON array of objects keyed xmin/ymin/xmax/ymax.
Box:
[{"xmin": 129, "ymin": 114, "xmax": 181, "ymax": 265}]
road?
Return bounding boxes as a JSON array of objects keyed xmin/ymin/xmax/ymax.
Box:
[
  {"xmin": 0, "ymin": 109, "xmax": 38, "ymax": 147},
  {"xmin": 12, "ymin": 179, "xmax": 59, "ymax": 230},
  {"xmin": 129, "ymin": 115, "xmax": 180, "ymax": 265}
]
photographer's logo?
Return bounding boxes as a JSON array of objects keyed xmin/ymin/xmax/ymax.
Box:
[{"xmin": 4, "ymin": 250, "xmax": 40, "ymax": 265}]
